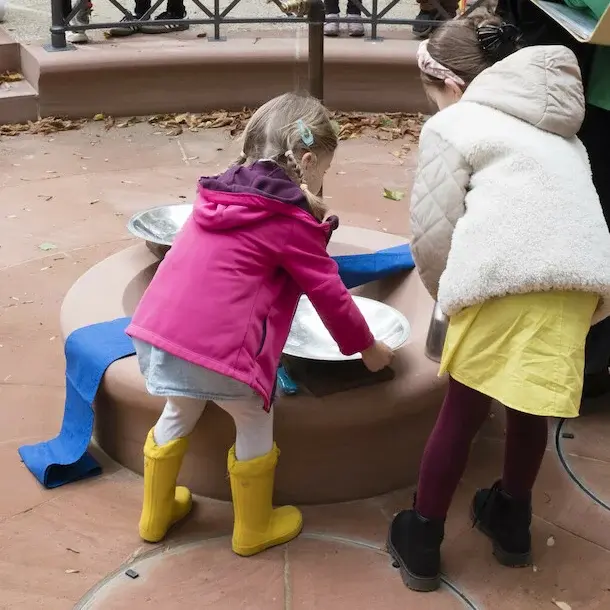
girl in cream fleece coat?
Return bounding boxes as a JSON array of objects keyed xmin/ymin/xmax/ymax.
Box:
[{"xmin": 387, "ymin": 1, "xmax": 610, "ymax": 594}]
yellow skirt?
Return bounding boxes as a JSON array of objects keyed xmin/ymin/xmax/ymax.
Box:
[{"xmin": 439, "ymin": 292, "xmax": 599, "ymax": 418}]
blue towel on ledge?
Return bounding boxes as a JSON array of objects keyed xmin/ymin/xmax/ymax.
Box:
[{"xmin": 19, "ymin": 244, "xmax": 414, "ymax": 488}]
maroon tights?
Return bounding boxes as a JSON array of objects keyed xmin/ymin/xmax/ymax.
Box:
[{"xmin": 415, "ymin": 376, "xmax": 548, "ymax": 520}]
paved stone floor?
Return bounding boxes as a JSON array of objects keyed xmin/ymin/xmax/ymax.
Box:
[
  {"xmin": 1, "ymin": 0, "xmax": 419, "ymax": 44},
  {"xmin": 1, "ymin": 123, "xmax": 610, "ymax": 609}
]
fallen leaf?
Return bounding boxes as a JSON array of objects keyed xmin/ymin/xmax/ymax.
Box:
[
  {"xmin": 0, "ymin": 71, "xmax": 24, "ymax": 84},
  {"xmin": 383, "ymin": 188, "xmax": 404, "ymax": 201},
  {"xmin": 0, "ymin": 110, "xmax": 425, "ymax": 145},
  {"xmin": 553, "ymin": 602, "xmax": 571, "ymax": 610},
  {"xmin": 38, "ymin": 242, "xmax": 57, "ymax": 251},
  {"xmin": 0, "ymin": 117, "xmax": 86, "ymax": 137},
  {"xmin": 167, "ymin": 125, "xmax": 183, "ymax": 137}
]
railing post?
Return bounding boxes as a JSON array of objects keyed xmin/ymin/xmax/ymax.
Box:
[
  {"xmin": 307, "ymin": 0, "xmax": 324, "ymax": 103},
  {"xmin": 370, "ymin": 0, "xmax": 379, "ymax": 41},
  {"xmin": 50, "ymin": 0, "xmax": 67, "ymax": 49},
  {"xmin": 212, "ymin": 0, "xmax": 223, "ymax": 41}
]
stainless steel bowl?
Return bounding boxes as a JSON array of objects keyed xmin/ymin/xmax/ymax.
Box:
[
  {"xmin": 284, "ymin": 295, "xmax": 410, "ymax": 361},
  {"xmin": 424, "ymin": 301, "xmax": 449, "ymax": 363},
  {"xmin": 127, "ymin": 203, "xmax": 193, "ymax": 258}
]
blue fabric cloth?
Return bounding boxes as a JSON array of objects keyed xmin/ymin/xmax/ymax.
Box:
[
  {"xmin": 19, "ymin": 245, "xmax": 414, "ymax": 488},
  {"xmin": 333, "ymin": 244, "xmax": 414, "ymax": 289},
  {"xmin": 18, "ymin": 318, "xmax": 134, "ymax": 488}
]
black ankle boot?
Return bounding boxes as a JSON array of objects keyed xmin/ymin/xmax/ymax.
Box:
[
  {"xmin": 471, "ymin": 481, "xmax": 532, "ymax": 567},
  {"xmin": 387, "ymin": 509, "xmax": 445, "ymax": 592}
]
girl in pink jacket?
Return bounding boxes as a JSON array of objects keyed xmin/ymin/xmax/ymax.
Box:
[{"xmin": 126, "ymin": 92, "xmax": 393, "ymax": 556}]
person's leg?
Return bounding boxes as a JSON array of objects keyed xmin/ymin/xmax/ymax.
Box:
[
  {"xmin": 324, "ymin": 0, "xmax": 341, "ymax": 36},
  {"xmin": 346, "ymin": 0, "xmax": 361, "ymax": 14},
  {"xmin": 139, "ymin": 0, "xmax": 188, "ymax": 33},
  {"xmin": 413, "ymin": 0, "xmax": 452, "ymax": 39},
  {"xmin": 388, "ymin": 377, "xmax": 492, "ymax": 592},
  {"xmin": 346, "ymin": 0, "xmax": 364, "ymax": 37},
  {"xmin": 502, "ymin": 409, "xmax": 548, "ymax": 499},
  {"xmin": 139, "ymin": 396, "xmax": 206, "ymax": 542},
  {"xmin": 153, "ymin": 395, "xmax": 206, "ymax": 445},
  {"xmin": 217, "ymin": 399, "xmax": 303, "ymax": 556},
  {"xmin": 579, "ymin": 104, "xmax": 610, "ymax": 398},
  {"xmin": 134, "ymin": 0, "xmax": 151, "ymax": 17},
  {"xmin": 108, "ymin": 0, "xmax": 151, "ymax": 36},
  {"xmin": 61, "ymin": 0, "xmax": 72, "ymax": 20},
  {"xmin": 415, "ymin": 377, "xmax": 492, "ymax": 519},
  {"xmin": 66, "ymin": 0, "xmax": 92, "ymax": 44},
  {"xmin": 472, "ymin": 408, "xmax": 547, "ymax": 567},
  {"xmin": 325, "ymin": 0, "xmax": 340, "ymax": 13},
  {"xmin": 165, "ymin": 0, "xmax": 186, "ymax": 17}
]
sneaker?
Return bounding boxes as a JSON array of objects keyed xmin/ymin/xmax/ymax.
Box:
[
  {"xmin": 107, "ymin": 14, "xmax": 148, "ymax": 37},
  {"xmin": 346, "ymin": 14, "xmax": 364, "ymax": 37},
  {"xmin": 141, "ymin": 11, "xmax": 190, "ymax": 34},
  {"xmin": 471, "ymin": 480, "xmax": 532, "ymax": 567},
  {"xmin": 387, "ymin": 509, "xmax": 444, "ymax": 592},
  {"xmin": 66, "ymin": 7, "xmax": 92, "ymax": 44},
  {"xmin": 324, "ymin": 13, "xmax": 340, "ymax": 37},
  {"xmin": 412, "ymin": 9, "xmax": 441, "ymax": 39}
]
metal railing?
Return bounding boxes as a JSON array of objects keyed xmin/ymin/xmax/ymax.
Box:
[{"xmin": 50, "ymin": 0, "xmax": 449, "ymax": 49}]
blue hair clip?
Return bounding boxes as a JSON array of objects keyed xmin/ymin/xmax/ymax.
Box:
[{"xmin": 297, "ymin": 119, "xmax": 315, "ymax": 147}]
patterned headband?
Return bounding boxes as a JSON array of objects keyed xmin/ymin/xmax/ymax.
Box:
[{"xmin": 416, "ymin": 39, "xmax": 465, "ymax": 87}]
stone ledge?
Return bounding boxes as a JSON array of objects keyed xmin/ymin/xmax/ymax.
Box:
[{"xmin": 19, "ymin": 34, "xmax": 426, "ymax": 119}]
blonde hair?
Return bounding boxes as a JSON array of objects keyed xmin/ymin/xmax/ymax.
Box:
[
  {"xmin": 232, "ymin": 92, "xmax": 338, "ymax": 221},
  {"xmin": 423, "ymin": 0, "xmax": 522, "ymax": 89}
]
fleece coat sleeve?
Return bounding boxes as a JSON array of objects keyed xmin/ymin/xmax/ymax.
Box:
[{"xmin": 409, "ymin": 125, "xmax": 472, "ymax": 300}]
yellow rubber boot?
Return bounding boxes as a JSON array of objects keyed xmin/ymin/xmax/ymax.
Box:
[
  {"xmin": 228, "ymin": 443, "xmax": 303, "ymax": 557},
  {"xmin": 139, "ymin": 429, "xmax": 193, "ymax": 543}
]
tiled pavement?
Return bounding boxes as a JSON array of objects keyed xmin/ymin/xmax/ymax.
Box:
[{"xmin": 1, "ymin": 122, "xmax": 609, "ymax": 609}]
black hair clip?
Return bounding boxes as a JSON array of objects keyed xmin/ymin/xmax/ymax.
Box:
[{"xmin": 477, "ymin": 23, "xmax": 522, "ymax": 57}]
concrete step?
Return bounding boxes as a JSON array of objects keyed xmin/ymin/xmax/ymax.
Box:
[
  {"xmin": 19, "ymin": 31, "xmax": 426, "ymax": 119},
  {"xmin": 0, "ymin": 78, "xmax": 38, "ymax": 124},
  {"xmin": 0, "ymin": 26, "xmax": 20, "ymax": 73}
]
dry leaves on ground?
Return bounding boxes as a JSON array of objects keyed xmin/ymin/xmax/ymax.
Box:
[
  {"xmin": 0, "ymin": 109, "xmax": 425, "ymax": 142},
  {"xmin": 146, "ymin": 109, "xmax": 425, "ymax": 142},
  {"xmin": 0, "ymin": 117, "xmax": 86, "ymax": 137},
  {"xmin": 0, "ymin": 71, "xmax": 24, "ymax": 84}
]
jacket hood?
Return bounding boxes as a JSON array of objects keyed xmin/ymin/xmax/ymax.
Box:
[
  {"xmin": 462, "ymin": 45, "xmax": 585, "ymax": 138},
  {"xmin": 195, "ymin": 161, "xmax": 322, "ymax": 232}
]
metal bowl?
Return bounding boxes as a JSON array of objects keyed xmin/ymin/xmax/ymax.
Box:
[
  {"xmin": 127, "ymin": 203, "xmax": 193, "ymax": 258},
  {"xmin": 284, "ymin": 295, "xmax": 410, "ymax": 361}
]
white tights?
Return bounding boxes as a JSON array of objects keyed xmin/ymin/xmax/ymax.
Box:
[{"xmin": 153, "ymin": 396, "xmax": 274, "ymax": 461}]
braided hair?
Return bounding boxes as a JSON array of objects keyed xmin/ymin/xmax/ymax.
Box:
[{"xmin": 229, "ymin": 92, "xmax": 338, "ymax": 221}]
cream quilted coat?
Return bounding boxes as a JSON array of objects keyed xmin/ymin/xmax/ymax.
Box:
[{"xmin": 410, "ymin": 45, "xmax": 610, "ymax": 324}]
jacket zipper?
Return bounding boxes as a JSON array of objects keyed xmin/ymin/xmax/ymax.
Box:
[{"xmin": 255, "ymin": 318, "xmax": 267, "ymax": 357}]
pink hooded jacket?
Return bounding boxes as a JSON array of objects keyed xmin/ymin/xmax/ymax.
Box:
[{"xmin": 126, "ymin": 162, "xmax": 375, "ymax": 409}]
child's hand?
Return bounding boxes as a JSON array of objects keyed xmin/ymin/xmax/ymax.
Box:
[{"xmin": 361, "ymin": 341, "xmax": 394, "ymax": 372}]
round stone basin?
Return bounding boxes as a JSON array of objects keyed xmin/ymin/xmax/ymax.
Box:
[{"xmin": 61, "ymin": 226, "xmax": 446, "ymax": 504}]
